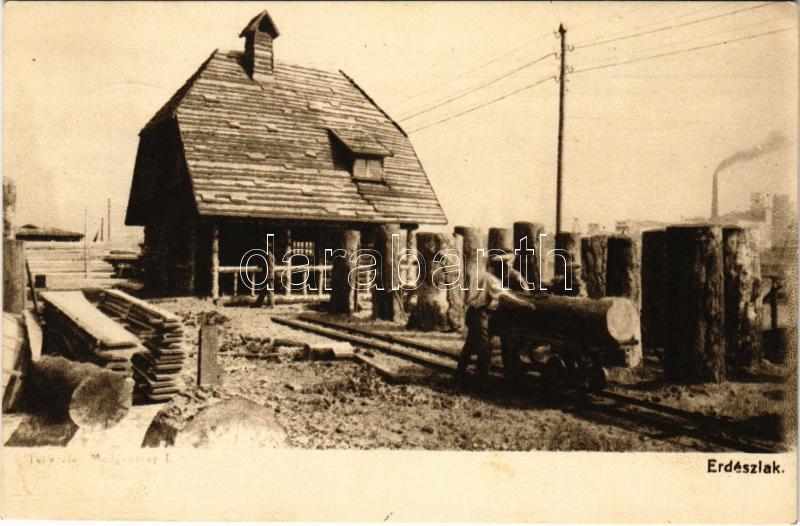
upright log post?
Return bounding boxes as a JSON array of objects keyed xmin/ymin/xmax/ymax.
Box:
[
  {"xmin": 3, "ymin": 179, "xmax": 16, "ymax": 240},
  {"xmin": 407, "ymin": 232, "xmax": 461, "ymax": 331},
  {"xmin": 554, "ymin": 232, "xmax": 583, "ymax": 296},
  {"xmin": 581, "ymin": 234, "xmax": 609, "ymax": 299},
  {"xmin": 372, "ymin": 224, "xmax": 403, "ymax": 321},
  {"xmin": 606, "ymin": 235, "xmax": 641, "ymax": 308},
  {"xmin": 641, "ymin": 230, "xmax": 666, "ymax": 354},
  {"xmin": 488, "ymin": 227, "xmax": 513, "ymax": 256},
  {"xmin": 723, "ymin": 226, "xmax": 763, "ymax": 369},
  {"xmin": 455, "ymin": 226, "xmax": 484, "ymax": 298},
  {"xmin": 330, "ymin": 229, "xmax": 360, "ymax": 315},
  {"xmin": 664, "ymin": 225, "xmax": 725, "ymax": 383},
  {"xmin": 210, "ymin": 224, "xmax": 220, "ymax": 301},
  {"xmin": 512, "ymin": 222, "xmax": 542, "ymax": 291}
]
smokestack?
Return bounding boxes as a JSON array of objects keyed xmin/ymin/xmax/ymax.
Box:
[{"xmin": 711, "ymin": 169, "xmax": 719, "ymax": 221}]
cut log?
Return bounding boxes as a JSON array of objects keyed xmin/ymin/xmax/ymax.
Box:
[
  {"xmin": 581, "ymin": 234, "xmax": 609, "ymax": 299},
  {"xmin": 723, "ymin": 226, "xmax": 763, "ymax": 369},
  {"xmin": 330, "ymin": 229, "xmax": 360, "ymax": 315},
  {"xmin": 512, "ymin": 222, "xmax": 542, "ymax": 291},
  {"xmin": 407, "ymin": 232, "xmax": 461, "ymax": 331},
  {"xmin": 28, "ymin": 355, "xmax": 133, "ymax": 430},
  {"xmin": 664, "ymin": 225, "xmax": 725, "ymax": 383},
  {"xmin": 454, "ymin": 226, "xmax": 484, "ymax": 295},
  {"xmin": 641, "ymin": 230, "xmax": 666, "ymax": 353},
  {"xmin": 606, "ymin": 235, "xmax": 641, "ymax": 309},
  {"xmin": 488, "ymin": 227, "xmax": 513, "ymax": 254},
  {"xmin": 372, "ymin": 224, "xmax": 404, "ymax": 321},
  {"xmin": 4, "ymin": 178, "xmax": 16, "ymax": 240},
  {"xmin": 497, "ymin": 294, "xmax": 639, "ymax": 346},
  {"xmin": 3, "ymin": 239, "xmax": 25, "ymax": 314},
  {"xmin": 554, "ymin": 232, "xmax": 584, "ymax": 296}
]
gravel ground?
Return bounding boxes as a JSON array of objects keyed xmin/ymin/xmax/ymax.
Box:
[{"xmin": 143, "ymin": 296, "xmax": 796, "ymax": 451}]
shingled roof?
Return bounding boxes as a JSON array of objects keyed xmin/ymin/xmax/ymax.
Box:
[{"xmin": 133, "ymin": 16, "xmax": 447, "ymax": 226}]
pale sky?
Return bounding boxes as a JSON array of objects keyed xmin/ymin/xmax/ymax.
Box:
[{"xmin": 3, "ymin": 1, "xmax": 798, "ymax": 241}]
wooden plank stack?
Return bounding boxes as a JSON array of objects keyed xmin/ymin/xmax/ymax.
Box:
[
  {"xmin": 39, "ymin": 291, "xmax": 142, "ymax": 377},
  {"xmin": 97, "ymin": 290, "xmax": 186, "ymax": 402}
]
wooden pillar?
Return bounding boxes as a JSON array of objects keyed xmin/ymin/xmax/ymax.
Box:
[
  {"xmin": 407, "ymin": 232, "xmax": 461, "ymax": 331},
  {"xmin": 723, "ymin": 226, "xmax": 763, "ymax": 369},
  {"xmin": 664, "ymin": 225, "xmax": 725, "ymax": 383},
  {"xmin": 198, "ymin": 324, "xmax": 223, "ymax": 387},
  {"xmin": 454, "ymin": 226, "xmax": 483, "ymax": 298},
  {"xmin": 372, "ymin": 224, "xmax": 403, "ymax": 321},
  {"xmin": 606, "ymin": 235, "xmax": 641, "ymax": 308},
  {"xmin": 211, "ymin": 224, "xmax": 219, "ymax": 301},
  {"xmin": 641, "ymin": 230, "xmax": 666, "ymax": 353},
  {"xmin": 512, "ymin": 222, "xmax": 542, "ymax": 291},
  {"xmin": 330, "ymin": 229, "xmax": 360, "ymax": 314},
  {"xmin": 3, "ymin": 238, "xmax": 25, "ymax": 313},
  {"xmin": 581, "ymin": 234, "xmax": 609, "ymax": 299},
  {"xmin": 488, "ymin": 227, "xmax": 512, "ymax": 254},
  {"xmin": 554, "ymin": 232, "xmax": 583, "ymax": 296},
  {"xmin": 3, "ymin": 179, "xmax": 16, "ymax": 240}
]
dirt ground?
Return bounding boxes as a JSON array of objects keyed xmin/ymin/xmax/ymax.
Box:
[{"xmin": 144, "ymin": 296, "xmax": 793, "ymax": 452}]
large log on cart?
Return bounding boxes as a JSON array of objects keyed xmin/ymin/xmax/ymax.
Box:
[
  {"xmin": 492, "ymin": 294, "xmax": 640, "ymax": 392},
  {"xmin": 581, "ymin": 234, "xmax": 609, "ymax": 299},
  {"xmin": 26, "ymin": 355, "xmax": 133, "ymax": 430}
]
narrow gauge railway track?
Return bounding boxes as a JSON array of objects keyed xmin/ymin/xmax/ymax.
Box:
[{"xmin": 272, "ymin": 315, "xmax": 782, "ymax": 453}]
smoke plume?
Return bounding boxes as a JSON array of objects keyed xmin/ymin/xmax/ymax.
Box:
[{"xmin": 715, "ymin": 131, "xmax": 789, "ymax": 173}]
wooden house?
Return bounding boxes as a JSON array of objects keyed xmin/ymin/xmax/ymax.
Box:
[{"xmin": 125, "ymin": 11, "xmax": 447, "ymax": 298}]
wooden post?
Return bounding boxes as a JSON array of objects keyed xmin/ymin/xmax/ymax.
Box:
[
  {"xmin": 3, "ymin": 179, "xmax": 16, "ymax": 240},
  {"xmin": 606, "ymin": 235, "xmax": 641, "ymax": 308},
  {"xmin": 488, "ymin": 227, "xmax": 513, "ymax": 254},
  {"xmin": 554, "ymin": 232, "xmax": 582, "ymax": 296},
  {"xmin": 581, "ymin": 234, "xmax": 609, "ymax": 299},
  {"xmin": 211, "ymin": 224, "xmax": 219, "ymax": 301},
  {"xmin": 723, "ymin": 226, "xmax": 763, "ymax": 369},
  {"xmin": 454, "ymin": 226, "xmax": 483, "ymax": 298},
  {"xmin": 641, "ymin": 230, "xmax": 666, "ymax": 353},
  {"xmin": 198, "ymin": 324, "xmax": 223, "ymax": 387},
  {"xmin": 330, "ymin": 229, "xmax": 360, "ymax": 314},
  {"xmin": 3, "ymin": 239, "xmax": 25, "ymax": 314},
  {"xmin": 372, "ymin": 224, "xmax": 403, "ymax": 321},
  {"xmin": 407, "ymin": 232, "xmax": 461, "ymax": 331},
  {"xmin": 512, "ymin": 222, "xmax": 542, "ymax": 291},
  {"xmin": 664, "ymin": 225, "xmax": 725, "ymax": 383}
]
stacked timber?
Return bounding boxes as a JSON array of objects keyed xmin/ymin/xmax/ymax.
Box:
[
  {"xmin": 98, "ymin": 289, "xmax": 186, "ymax": 401},
  {"xmin": 40, "ymin": 291, "xmax": 142, "ymax": 376}
]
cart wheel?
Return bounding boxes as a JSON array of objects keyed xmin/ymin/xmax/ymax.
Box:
[
  {"xmin": 587, "ymin": 362, "xmax": 608, "ymax": 393},
  {"xmin": 500, "ymin": 337, "xmax": 527, "ymax": 388},
  {"xmin": 543, "ymin": 355, "xmax": 568, "ymax": 394}
]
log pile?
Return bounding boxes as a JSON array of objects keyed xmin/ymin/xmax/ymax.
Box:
[
  {"xmin": 98, "ymin": 289, "xmax": 186, "ymax": 402},
  {"xmin": 27, "ymin": 355, "xmax": 133, "ymax": 430},
  {"xmin": 40, "ymin": 291, "xmax": 142, "ymax": 377}
]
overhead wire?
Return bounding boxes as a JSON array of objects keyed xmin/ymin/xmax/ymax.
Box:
[
  {"xmin": 407, "ymin": 74, "xmax": 556, "ymax": 134},
  {"xmin": 572, "ymin": 26, "xmax": 796, "ymax": 75},
  {"xmin": 573, "ymin": 2, "xmax": 773, "ymax": 51},
  {"xmin": 397, "ymin": 51, "xmax": 555, "ymax": 121}
]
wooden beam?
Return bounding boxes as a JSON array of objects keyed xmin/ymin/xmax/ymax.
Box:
[{"xmin": 211, "ymin": 224, "xmax": 219, "ymax": 300}]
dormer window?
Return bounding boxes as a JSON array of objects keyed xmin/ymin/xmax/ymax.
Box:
[
  {"xmin": 353, "ymin": 157, "xmax": 384, "ymax": 181},
  {"xmin": 328, "ymin": 128, "xmax": 391, "ymax": 182}
]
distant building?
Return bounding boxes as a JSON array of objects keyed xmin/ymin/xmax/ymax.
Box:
[
  {"xmin": 715, "ymin": 192, "xmax": 795, "ymax": 250},
  {"xmin": 614, "ymin": 219, "xmax": 667, "ymax": 237},
  {"xmin": 15, "ymin": 224, "xmax": 83, "ymax": 242}
]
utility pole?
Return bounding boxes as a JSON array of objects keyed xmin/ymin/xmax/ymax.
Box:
[
  {"xmin": 107, "ymin": 198, "xmax": 111, "ymax": 242},
  {"xmin": 555, "ymin": 23, "xmax": 567, "ymax": 235},
  {"xmin": 83, "ymin": 205, "xmax": 88, "ymax": 278}
]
